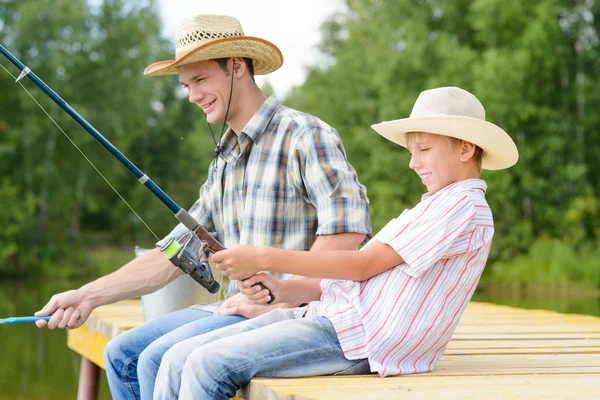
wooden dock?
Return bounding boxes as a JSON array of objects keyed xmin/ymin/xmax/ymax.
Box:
[{"xmin": 67, "ymin": 300, "xmax": 600, "ymax": 399}]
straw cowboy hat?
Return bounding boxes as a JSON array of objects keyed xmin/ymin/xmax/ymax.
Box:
[
  {"xmin": 144, "ymin": 14, "xmax": 283, "ymax": 76},
  {"xmin": 371, "ymin": 87, "xmax": 518, "ymax": 170}
]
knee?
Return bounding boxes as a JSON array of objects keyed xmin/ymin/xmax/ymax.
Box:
[
  {"xmin": 138, "ymin": 341, "xmax": 167, "ymax": 375},
  {"xmin": 161, "ymin": 341, "xmax": 192, "ymax": 373},
  {"xmin": 181, "ymin": 348, "xmax": 242, "ymax": 397},
  {"xmin": 104, "ymin": 334, "xmax": 130, "ymax": 372},
  {"xmin": 185, "ymin": 347, "xmax": 230, "ymax": 380}
]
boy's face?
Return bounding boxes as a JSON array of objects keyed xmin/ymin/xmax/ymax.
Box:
[
  {"xmin": 178, "ymin": 59, "xmax": 235, "ymax": 124},
  {"xmin": 407, "ymin": 132, "xmax": 465, "ymax": 194}
]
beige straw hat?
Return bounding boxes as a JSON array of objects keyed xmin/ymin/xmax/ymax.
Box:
[
  {"xmin": 144, "ymin": 15, "xmax": 283, "ymax": 76},
  {"xmin": 371, "ymin": 87, "xmax": 518, "ymax": 170}
]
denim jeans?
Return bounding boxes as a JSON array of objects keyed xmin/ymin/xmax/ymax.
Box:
[
  {"xmin": 154, "ymin": 309, "xmax": 371, "ymax": 400},
  {"xmin": 103, "ymin": 307, "xmax": 246, "ymax": 399}
]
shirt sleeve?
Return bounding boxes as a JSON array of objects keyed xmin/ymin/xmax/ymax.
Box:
[
  {"xmin": 156, "ymin": 163, "xmax": 217, "ymax": 248},
  {"xmin": 381, "ymin": 194, "xmax": 477, "ymax": 278},
  {"xmin": 290, "ymin": 126, "xmax": 371, "ymax": 237}
]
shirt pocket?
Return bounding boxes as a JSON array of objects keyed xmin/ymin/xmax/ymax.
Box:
[{"xmin": 245, "ymin": 187, "xmax": 286, "ymax": 246}]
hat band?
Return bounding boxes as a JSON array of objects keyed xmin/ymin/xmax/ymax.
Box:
[{"xmin": 178, "ymin": 30, "xmax": 243, "ymax": 48}]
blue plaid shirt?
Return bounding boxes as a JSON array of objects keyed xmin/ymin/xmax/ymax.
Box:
[{"xmin": 159, "ymin": 96, "xmax": 371, "ymax": 296}]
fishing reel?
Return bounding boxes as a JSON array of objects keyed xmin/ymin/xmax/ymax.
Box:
[{"xmin": 160, "ymin": 233, "xmax": 220, "ymax": 294}]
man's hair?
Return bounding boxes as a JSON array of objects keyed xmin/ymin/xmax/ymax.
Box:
[
  {"xmin": 214, "ymin": 57, "xmax": 255, "ymax": 80},
  {"xmin": 406, "ymin": 132, "xmax": 485, "ymax": 172}
]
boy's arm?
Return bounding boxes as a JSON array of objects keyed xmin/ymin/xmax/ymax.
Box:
[{"xmin": 214, "ymin": 240, "xmax": 404, "ymax": 282}]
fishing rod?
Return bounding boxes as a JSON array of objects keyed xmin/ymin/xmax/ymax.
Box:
[
  {"xmin": 0, "ymin": 44, "xmax": 273, "ymax": 303},
  {"xmin": 0, "ymin": 316, "xmax": 51, "ymax": 324}
]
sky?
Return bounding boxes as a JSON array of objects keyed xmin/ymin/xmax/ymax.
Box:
[{"xmin": 157, "ymin": 0, "xmax": 344, "ymax": 98}]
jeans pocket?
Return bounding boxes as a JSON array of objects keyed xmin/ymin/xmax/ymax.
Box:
[{"xmin": 333, "ymin": 359, "xmax": 372, "ymax": 376}]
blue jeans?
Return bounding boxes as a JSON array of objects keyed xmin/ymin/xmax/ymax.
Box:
[
  {"xmin": 154, "ymin": 309, "xmax": 371, "ymax": 400},
  {"xmin": 103, "ymin": 307, "xmax": 246, "ymax": 399}
]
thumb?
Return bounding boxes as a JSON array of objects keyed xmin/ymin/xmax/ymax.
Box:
[
  {"xmin": 35, "ymin": 297, "xmax": 58, "ymax": 316},
  {"xmin": 211, "ymin": 250, "xmax": 226, "ymax": 263}
]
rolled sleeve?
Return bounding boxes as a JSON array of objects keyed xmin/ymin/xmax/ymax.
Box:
[{"xmin": 292, "ymin": 127, "xmax": 371, "ymax": 237}]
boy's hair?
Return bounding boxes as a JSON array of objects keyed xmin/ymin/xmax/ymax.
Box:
[
  {"xmin": 406, "ymin": 132, "xmax": 485, "ymax": 172},
  {"xmin": 214, "ymin": 57, "xmax": 255, "ymax": 79}
]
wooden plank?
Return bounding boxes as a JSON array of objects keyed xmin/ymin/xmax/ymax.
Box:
[
  {"xmin": 445, "ymin": 347, "xmax": 600, "ymax": 355},
  {"xmin": 240, "ymin": 374, "xmax": 600, "ymax": 400},
  {"xmin": 68, "ymin": 322, "xmax": 111, "ymax": 369},
  {"xmin": 66, "ymin": 300, "xmax": 600, "ymax": 400},
  {"xmin": 446, "ymin": 338, "xmax": 600, "ymax": 349}
]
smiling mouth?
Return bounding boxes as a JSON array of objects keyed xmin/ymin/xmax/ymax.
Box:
[
  {"xmin": 201, "ymin": 99, "xmax": 216, "ymax": 110},
  {"xmin": 420, "ymin": 173, "xmax": 432, "ymax": 180}
]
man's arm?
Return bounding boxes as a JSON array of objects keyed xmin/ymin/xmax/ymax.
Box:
[{"xmin": 35, "ymin": 248, "xmax": 182, "ymax": 329}]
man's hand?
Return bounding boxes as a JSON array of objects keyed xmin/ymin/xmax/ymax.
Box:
[
  {"xmin": 212, "ymin": 245, "xmax": 262, "ymax": 280},
  {"xmin": 240, "ymin": 274, "xmax": 281, "ymax": 305},
  {"xmin": 214, "ymin": 292, "xmax": 273, "ymax": 318},
  {"xmin": 34, "ymin": 290, "xmax": 94, "ymax": 330}
]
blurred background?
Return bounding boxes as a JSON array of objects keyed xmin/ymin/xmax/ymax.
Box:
[{"xmin": 1, "ymin": 0, "xmax": 599, "ymax": 398}]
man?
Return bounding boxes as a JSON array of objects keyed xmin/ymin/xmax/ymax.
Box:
[{"xmin": 35, "ymin": 14, "xmax": 371, "ymax": 400}]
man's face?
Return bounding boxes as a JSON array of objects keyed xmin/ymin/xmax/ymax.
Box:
[
  {"xmin": 178, "ymin": 60, "xmax": 233, "ymax": 124},
  {"xmin": 407, "ymin": 132, "xmax": 463, "ymax": 194}
]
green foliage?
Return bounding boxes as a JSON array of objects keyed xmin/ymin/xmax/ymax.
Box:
[
  {"xmin": 0, "ymin": 0, "xmax": 599, "ymax": 289},
  {"xmin": 485, "ymin": 238, "xmax": 600, "ymax": 289},
  {"xmin": 0, "ymin": 0, "xmax": 218, "ymax": 274},
  {"xmin": 285, "ymin": 0, "xmax": 600, "ymax": 286}
]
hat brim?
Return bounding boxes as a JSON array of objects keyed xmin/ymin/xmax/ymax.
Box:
[
  {"xmin": 144, "ymin": 36, "xmax": 283, "ymax": 76},
  {"xmin": 371, "ymin": 116, "xmax": 518, "ymax": 170}
]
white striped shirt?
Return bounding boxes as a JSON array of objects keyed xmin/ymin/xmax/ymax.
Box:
[{"xmin": 304, "ymin": 179, "xmax": 493, "ymax": 377}]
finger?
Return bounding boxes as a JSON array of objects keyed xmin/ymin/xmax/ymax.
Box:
[
  {"xmin": 35, "ymin": 296, "xmax": 58, "ymax": 316},
  {"xmin": 242, "ymin": 277, "xmax": 257, "ymax": 288},
  {"xmin": 67, "ymin": 308, "xmax": 81, "ymax": 329},
  {"xmin": 47, "ymin": 308, "xmax": 65, "ymax": 330},
  {"xmin": 217, "ymin": 306, "xmax": 237, "ymax": 315},
  {"xmin": 211, "ymin": 250, "xmax": 225, "ymax": 263},
  {"xmin": 35, "ymin": 319, "xmax": 48, "ymax": 329},
  {"xmin": 247, "ymin": 288, "xmax": 270, "ymax": 301},
  {"xmin": 58, "ymin": 307, "xmax": 75, "ymax": 329},
  {"xmin": 240, "ymin": 284, "xmax": 262, "ymax": 296}
]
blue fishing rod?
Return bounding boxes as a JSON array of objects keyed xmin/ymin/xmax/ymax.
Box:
[{"xmin": 0, "ymin": 44, "xmax": 276, "ymax": 303}]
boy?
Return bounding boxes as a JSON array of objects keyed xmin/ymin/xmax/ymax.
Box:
[{"xmin": 153, "ymin": 86, "xmax": 519, "ymax": 399}]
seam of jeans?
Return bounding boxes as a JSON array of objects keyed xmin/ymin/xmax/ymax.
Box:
[
  {"xmin": 207, "ymin": 317, "xmax": 342, "ymax": 398},
  {"xmin": 121, "ymin": 355, "xmax": 140, "ymax": 400},
  {"xmin": 209, "ymin": 342, "xmax": 345, "ymax": 398},
  {"xmin": 159, "ymin": 355, "xmax": 185, "ymax": 397}
]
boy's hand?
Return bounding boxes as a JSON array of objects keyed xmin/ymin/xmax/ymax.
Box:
[
  {"xmin": 212, "ymin": 245, "xmax": 262, "ymax": 280},
  {"xmin": 240, "ymin": 274, "xmax": 280, "ymax": 305}
]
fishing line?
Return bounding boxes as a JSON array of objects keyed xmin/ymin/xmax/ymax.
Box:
[{"xmin": 0, "ymin": 61, "xmax": 160, "ymax": 241}]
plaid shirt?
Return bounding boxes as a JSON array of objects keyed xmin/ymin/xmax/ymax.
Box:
[{"xmin": 158, "ymin": 96, "xmax": 371, "ymax": 297}]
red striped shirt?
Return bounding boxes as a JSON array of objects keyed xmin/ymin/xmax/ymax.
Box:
[{"xmin": 304, "ymin": 179, "xmax": 494, "ymax": 376}]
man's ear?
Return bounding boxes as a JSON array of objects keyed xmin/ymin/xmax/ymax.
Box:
[
  {"xmin": 232, "ymin": 57, "xmax": 245, "ymax": 77},
  {"xmin": 459, "ymin": 140, "xmax": 476, "ymax": 162}
]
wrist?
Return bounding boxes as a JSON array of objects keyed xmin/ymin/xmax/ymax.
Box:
[
  {"xmin": 77, "ymin": 285, "xmax": 103, "ymax": 309},
  {"xmin": 256, "ymin": 246, "xmax": 272, "ymax": 272}
]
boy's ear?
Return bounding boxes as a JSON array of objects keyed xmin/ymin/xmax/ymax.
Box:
[{"xmin": 459, "ymin": 140, "xmax": 476, "ymax": 162}]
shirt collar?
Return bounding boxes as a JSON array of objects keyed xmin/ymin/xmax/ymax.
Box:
[
  {"xmin": 421, "ymin": 178, "xmax": 487, "ymax": 201},
  {"xmin": 216, "ymin": 96, "xmax": 281, "ymax": 161}
]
